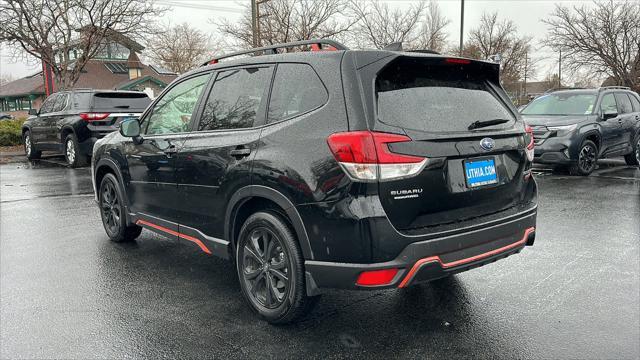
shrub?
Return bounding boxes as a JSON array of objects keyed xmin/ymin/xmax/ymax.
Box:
[{"xmin": 0, "ymin": 119, "xmax": 25, "ymax": 146}]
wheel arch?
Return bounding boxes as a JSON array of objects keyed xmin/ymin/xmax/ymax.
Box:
[
  {"xmin": 225, "ymin": 185, "xmax": 314, "ymax": 260},
  {"xmin": 60, "ymin": 125, "xmax": 75, "ymax": 143},
  {"xmin": 95, "ymin": 157, "xmax": 133, "ymax": 225},
  {"xmin": 581, "ymin": 130, "xmax": 601, "ymax": 150}
]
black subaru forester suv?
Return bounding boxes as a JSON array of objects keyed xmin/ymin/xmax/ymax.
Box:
[{"xmin": 92, "ymin": 40, "xmax": 537, "ymax": 324}]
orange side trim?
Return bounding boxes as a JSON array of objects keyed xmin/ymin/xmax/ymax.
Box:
[
  {"xmin": 136, "ymin": 219, "xmax": 212, "ymax": 255},
  {"xmin": 398, "ymin": 227, "xmax": 535, "ymax": 288}
]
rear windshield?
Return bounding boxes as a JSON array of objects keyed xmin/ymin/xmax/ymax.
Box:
[
  {"xmin": 521, "ymin": 93, "xmax": 597, "ymax": 116},
  {"xmin": 91, "ymin": 92, "xmax": 151, "ymax": 112},
  {"xmin": 376, "ymin": 60, "xmax": 515, "ymax": 133}
]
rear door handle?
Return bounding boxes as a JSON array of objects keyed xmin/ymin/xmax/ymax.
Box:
[{"xmin": 230, "ymin": 146, "xmax": 251, "ymax": 158}]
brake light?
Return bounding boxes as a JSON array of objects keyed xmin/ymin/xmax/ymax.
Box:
[
  {"xmin": 327, "ymin": 131, "xmax": 427, "ymax": 182},
  {"xmin": 525, "ymin": 125, "xmax": 535, "ymax": 161},
  {"xmin": 80, "ymin": 113, "xmax": 110, "ymax": 121},
  {"xmin": 356, "ymin": 268, "xmax": 399, "ymax": 286},
  {"xmin": 444, "ymin": 58, "xmax": 471, "ymax": 65}
]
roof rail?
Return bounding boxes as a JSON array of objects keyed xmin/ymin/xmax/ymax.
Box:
[
  {"xmin": 202, "ymin": 39, "xmax": 349, "ymax": 66},
  {"xmin": 543, "ymin": 87, "xmax": 586, "ymax": 93},
  {"xmin": 599, "ymin": 86, "xmax": 631, "ymax": 91}
]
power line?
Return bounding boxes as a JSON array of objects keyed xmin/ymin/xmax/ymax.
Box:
[{"xmin": 152, "ymin": 0, "xmax": 244, "ymax": 13}]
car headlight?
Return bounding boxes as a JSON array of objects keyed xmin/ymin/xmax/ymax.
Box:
[{"xmin": 548, "ymin": 124, "xmax": 578, "ymax": 136}]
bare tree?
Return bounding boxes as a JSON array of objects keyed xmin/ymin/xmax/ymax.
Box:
[
  {"xmin": 417, "ymin": 0, "xmax": 450, "ymax": 53},
  {"xmin": 216, "ymin": 0, "xmax": 355, "ymax": 50},
  {"xmin": 0, "ymin": 0, "xmax": 164, "ymax": 89},
  {"xmin": 464, "ymin": 12, "xmax": 534, "ymax": 84},
  {"xmin": 349, "ymin": 0, "xmax": 426, "ymax": 49},
  {"xmin": 543, "ymin": 0, "xmax": 640, "ymax": 91},
  {"xmin": 146, "ymin": 23, "xmax": 215, "ymax": 74}
]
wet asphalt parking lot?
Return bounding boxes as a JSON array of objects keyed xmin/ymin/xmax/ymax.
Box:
[{"xmin": 1, "ymin": 155, "xmax": 638, "ymax": 359}]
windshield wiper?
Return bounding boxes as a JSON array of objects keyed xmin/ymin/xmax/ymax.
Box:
[{"xmin": 468, "ymin": 118, "xmax": 510, "ymax": 131}]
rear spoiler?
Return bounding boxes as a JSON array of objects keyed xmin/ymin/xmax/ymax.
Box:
[{"xmin": 353, "ymin": 52, "xmax": 501, "ymax": 85}]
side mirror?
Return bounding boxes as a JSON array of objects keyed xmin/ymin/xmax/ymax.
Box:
[
  {"xmin": 28, "ymin": 109, "xmax": 38, "ymax": 116},
  {"xmin": 119, "ymin": 118, "xmax": 141, "ymax": 138},
  {"xmin": 601, "ymin": 111, "xmax": 618, "ymax": 120}
]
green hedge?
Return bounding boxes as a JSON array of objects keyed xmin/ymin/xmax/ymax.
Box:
[{"xmin": 0, "ymin": 118, "xmax": 25, "ymax": 146}]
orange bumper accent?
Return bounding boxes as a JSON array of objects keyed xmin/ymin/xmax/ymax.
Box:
[{"xmin": 398, "ymin": 227, "xmax": 535, "ymax": 288}]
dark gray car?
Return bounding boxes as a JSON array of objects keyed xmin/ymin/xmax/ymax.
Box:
[{"xmin": 521, "ymin": 87, "xmax": 640, "ymax": 175}]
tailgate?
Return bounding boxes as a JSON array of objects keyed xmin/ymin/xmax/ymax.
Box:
[{"xmin": 369, "ymin": 55, "xmax": 531, "ymax": 232}]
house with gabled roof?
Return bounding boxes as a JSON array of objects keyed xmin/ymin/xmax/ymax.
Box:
[{"xmin": 0, "ymin": 32, "xmax": 177, "ymax": 116}]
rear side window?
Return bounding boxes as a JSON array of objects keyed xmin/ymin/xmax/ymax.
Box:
[
  {"xmin": 92, "ymin": 92, "xmax": 151, "ymax": 112},
  {"xmin": 267, "ymin": 63, "xmax": 327, "ymax": 123},
  {"xmin": 629, "ymin": 93, "xmax": 640, "ymax": 112},
  {"xmin": 614, "ymin": 93, "xmax": 633, "ymax": 114},
  {"xmin": 198, "ymin": 66, "xmax": 273, "ymax": 131},
  {"xmin": 376, "ymin": 60, "xmax": 515, "ymax": 133}
]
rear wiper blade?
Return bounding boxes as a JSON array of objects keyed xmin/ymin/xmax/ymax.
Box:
[{"xmin": 468, "ymin": 118, "xmax": 510, "ymax": 131}]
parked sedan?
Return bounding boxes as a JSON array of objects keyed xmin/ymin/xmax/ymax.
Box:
[{"xmin": 21, "ymin": 89, "xmax": 151, "ymax": 167}]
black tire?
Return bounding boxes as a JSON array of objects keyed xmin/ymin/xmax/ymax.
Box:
[
  {"xmin": 623, "ymin": 135, "xmax": 640, "ymax": 167},
  {"xmin": 236, "ymin": 211, "xmax": 317, "ymax": 324},
  {"xmin": 64, "ymin": 133, "xmax": 88, "ymax": 168},
  {"xmin": 23, "ymin": 131, "xmax": 41, "ymax": 160},
  {"xmin": 99, "ymin": 173, "xmax": 142, "ymax": 242},
  {"xmin": 570, "ymin": 140, "xmax": 598, "ymax": 176}
]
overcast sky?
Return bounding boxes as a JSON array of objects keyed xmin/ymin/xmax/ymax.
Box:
[{"xmin": 0, "ymin": 0, "xmax": 594, "ymax": 83}]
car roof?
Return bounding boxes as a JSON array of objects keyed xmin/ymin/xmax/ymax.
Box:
[{"xmin": 177, "ymin": 48, "xmax": 490, "ymax": 83}]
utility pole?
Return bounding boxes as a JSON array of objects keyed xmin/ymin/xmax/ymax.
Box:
[
  {"xmin": 251, "ymin": 0, "xmax": 270, "ymax": 48},
  {"xmin": 524, "ymin": 52, "xmax": 528, "ymax": 100},
  {"xmin": 558, "ymin": 49, "xmax": 562, "ymax": 88},
  {"xmin": 459, "ymin": 0, "xmax": 465, "ymax": 54},
  {"xmin": 251, "ymin": 0, "xmax": 259, "ymax": 48}
]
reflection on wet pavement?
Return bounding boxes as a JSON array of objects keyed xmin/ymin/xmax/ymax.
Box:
[{"xmin": 0, "ymin": 157, "xmax": 638, "ymax": 359}]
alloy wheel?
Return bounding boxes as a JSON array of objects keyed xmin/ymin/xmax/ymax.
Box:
[
  {"xmin": 100, "ymin": 180, "xmax": 121, "ymax": 235},
  {"xmin": 241, "ymin": 228, "xmax": 290, "ymax": 309},
  {"xmin": 24, "ymin": 135, "xmax": 31, "ymax": 157},
  {"xmin": 578, "ymin": 144, "xmax": 596, "ymax": 173},
  {"xmin": 66, "ymin": 139, "xmax": 76, "ymax": 165},
  {"xmin": 636, "ymin": 139, "xmax": 640, "ymax": 165}
]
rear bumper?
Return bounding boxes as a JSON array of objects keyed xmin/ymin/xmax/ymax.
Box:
[{"xmin": 305, "ymin": 208, "xmax": 536, "ymax": 290}]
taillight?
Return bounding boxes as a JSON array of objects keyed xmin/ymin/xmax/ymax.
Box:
[
  {"xmin": 80, "ymin": 113, "xmax": 110, "ymax": 121},
  {"xmin": 356, "ymin": 268, "xmax": 399, "ymax": 286},
  {"xmin": 326, "ymin": 131, "xmax": 428, "ymax": 182},
  {"xmin": 525, "ymin": 125, "xmax": 535, "ymax": 161}
]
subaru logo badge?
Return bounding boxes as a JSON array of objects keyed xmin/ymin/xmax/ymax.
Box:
[{"xmin": 480, "ymin": 138, "xmax": 495, "ymax": 151}]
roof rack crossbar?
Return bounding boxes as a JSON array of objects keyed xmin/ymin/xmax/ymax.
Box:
[
  {"xmin": 599, "ymin": 86, "xmax": 631, "ymax": 91},
  {"xmin": 202, "ymin": 39, "xmax": 349, "ymax": 66}
]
